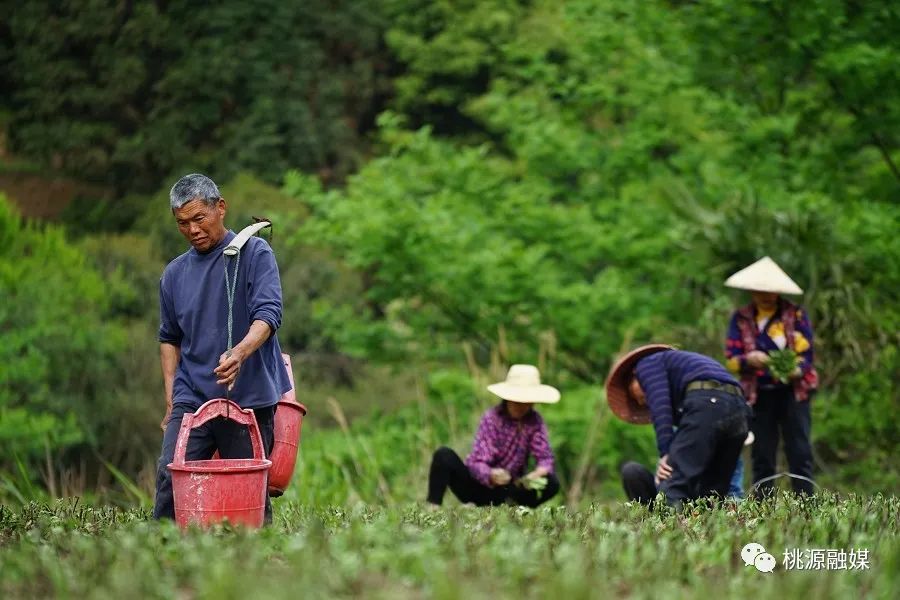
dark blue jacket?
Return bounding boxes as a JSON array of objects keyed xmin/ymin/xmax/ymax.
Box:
[
  {"xmin": 635, "ymin": 350, "xmax": 739, "ymax": 456},
  {"xmin": 159, "ymin": 230, "xmax": 291, "ymax": 409}
]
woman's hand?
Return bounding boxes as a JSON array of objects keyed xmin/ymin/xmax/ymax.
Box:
[
  {"xmin": 524, "ymin": 467, "xmax": 550, "ymax": 481},
  {"xmin": 745, "ymin": 351, "xmax": 770, "ymax": 369},
  {"xmin": 490, "ymin": 468, "xmax": 511, "ymax": 486},
  {"xmin": 518, "ymin": 468, "xmax": 551, "ymax": 491}
]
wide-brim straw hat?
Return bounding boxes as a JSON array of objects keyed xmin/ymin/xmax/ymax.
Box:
[
  {"xmin": 724, "ymin": 256, "xmax": 803, "ymax": 295},
  {"xmin": 487, "ymin": 364, "xmax": 560, "ymax": 404},
  {"xmin": 605, "ymin": 344, "xmax": 674, "ymax": 424}
]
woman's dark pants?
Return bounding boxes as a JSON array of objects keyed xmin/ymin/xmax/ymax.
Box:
[
  {"xmin": 751, "ymin": 387, "xmax": 815, "ymax": 496},
  {"xmin": 152, "ymin": 404, "xmax": 277, "ymax": 523},
  {"xmin": 427, "ymin": 447, "xmax": 560, "ymax": 507}
]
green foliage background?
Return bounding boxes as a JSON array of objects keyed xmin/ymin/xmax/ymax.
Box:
[{"xmin": 0, "ymin": 0, "xmax": 897, "ymax": 506}]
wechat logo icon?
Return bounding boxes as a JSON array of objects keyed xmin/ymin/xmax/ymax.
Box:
[{"xmin": 741, "ymin": 542, "xmax": 777, "ymax": 573}]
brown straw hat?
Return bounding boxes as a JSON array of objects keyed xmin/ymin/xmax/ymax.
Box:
[{"xmin": 605, "ymin": 344, "xmax": 674, "ymax": 424}]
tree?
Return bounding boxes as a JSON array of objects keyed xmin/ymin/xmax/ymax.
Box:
[
  {"xmin": 679, "ymin": 0, "xmax": 900, "ymax": 196},
  {"xmin": 0, "ymin": 0, "xmax": 390, "ymax": 193},
  {"xmin": 0, "ymin": 196, "xmax": 121, "ymax": 466}
]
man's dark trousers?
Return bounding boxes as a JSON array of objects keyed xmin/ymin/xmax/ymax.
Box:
[
  {"xmin": 660, "ymin": 388, "xmax": 751, "ymax": 506},
  {"xmin": 153, "ymin": 404, "xmax": 277, "ymax": 523},
  {"xmin": 620, "ymin": 461, "xmax": 658, "ymax": 505}
]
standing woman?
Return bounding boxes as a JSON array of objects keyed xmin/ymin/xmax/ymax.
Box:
[
  {"xmin": 724, "ymin": 257, "xmax": 819, "ymax": 496},
  {"xmin": 426, "ymin": 364, "xmax": 561, "ymax": 508}
]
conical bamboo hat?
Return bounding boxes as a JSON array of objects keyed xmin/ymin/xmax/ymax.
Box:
[{"xmin": 725, "ymin": 256, "xmax": 803, "ymax": 295}]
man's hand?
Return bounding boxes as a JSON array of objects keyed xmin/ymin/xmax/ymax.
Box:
[
  {"xmin": 214, "ymin": 348, "xmax": 245, "ymax": 389},
  {"xmin": 214, "ymin": 320, "xmax": 273, "ymax": 390},
  {"xmin": 160, "ymin": 396, "xmax": 173, "ymax": 431},
  {"xmin": 745, "ymin": 351, "xmax": 770, "ymax": 369},
  {"xmin": 490, "ymin": 468, "xmax": 512, "ymax": 486},
  {"xmin": 655, "ymin": 454, "xmax": 673, "ymax": 485},
  {"xmin": 160, "ymin": 343, "xmax": 180, "ymax": 431}
]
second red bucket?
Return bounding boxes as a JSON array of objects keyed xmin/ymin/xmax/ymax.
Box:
[{"xmin": 269, "ymin": 354, "xmax": 308, "ymax": 496}]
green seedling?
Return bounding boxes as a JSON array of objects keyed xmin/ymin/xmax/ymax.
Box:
[
  {"xmin": 522, "ymin": 476, "xmax": 547, "ymax": 492},
  {"xmin": 767, "ymin": 348, "xmax": 800, "ymax": 383}
]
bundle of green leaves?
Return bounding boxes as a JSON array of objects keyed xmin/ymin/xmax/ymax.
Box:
[
  {"xmin": 521, "ymin": 476, "xmax": 548, "ymax": 492},
  {"xmin": 767, "ymin": 348, "xmax": 800, "ymax": 383}
]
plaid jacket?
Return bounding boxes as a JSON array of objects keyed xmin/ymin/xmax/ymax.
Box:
[{"xmin": 725, "ymin": 298, "xmax": 819, "ymax": 405}]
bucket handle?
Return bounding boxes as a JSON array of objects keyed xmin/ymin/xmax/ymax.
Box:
[{"xmin": 172, "ymin": 399, "xmax": 265, "ymax": 467}]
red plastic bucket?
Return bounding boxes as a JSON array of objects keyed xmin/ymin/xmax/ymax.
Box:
[
  {"xmin": 168, "ymin": 399, "xmax": 271, "ymax": 529},
  {"xmin": 268, "ymin": 354, "xmax": 308, "ymax": 496}
]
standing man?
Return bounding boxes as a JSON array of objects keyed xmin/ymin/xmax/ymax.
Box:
[
  {"xmin": 608, "ymin": 345, "xmax": 751, "ymax": 508},
  {"xmin": 153, "ymin": 173, "xmax": 292, "ymax": 522}
]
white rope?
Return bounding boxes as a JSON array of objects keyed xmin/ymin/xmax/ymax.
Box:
[
  {"xmin": 223, "ymin": 251, "xmax": 241, "ymax": 408},
  {"xmin": 220, "ymin": 221, "xmax": 271, "ymax": 413},
  {"xmin": 751, "ymin": 472, "xmax": 820, "ymax": 491}
]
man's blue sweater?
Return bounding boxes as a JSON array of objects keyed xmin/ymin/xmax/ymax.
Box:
[
  {"xmin": 635, "ymin": 350, "xmax": 739, "ymax": 457},
  {"xmin": 158, "ymin": 230, "xmax": 291, "ymax": 409}
]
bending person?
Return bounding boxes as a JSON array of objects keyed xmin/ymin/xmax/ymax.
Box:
[
  {"xmin": 620, "ymin": 430, "xmax": 753, "ymax": 505},
  {"xmin": 606, "ymin": 345, "xmax": 751, "ymax": 508},
  {"xmin": 427, "ymin": 365, "xmax": 561, "ymax": 508}
]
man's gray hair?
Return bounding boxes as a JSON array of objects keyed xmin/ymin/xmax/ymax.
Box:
[{"xmin": 169, "ymin": 173, "xmax": 222, "ymax": 210}]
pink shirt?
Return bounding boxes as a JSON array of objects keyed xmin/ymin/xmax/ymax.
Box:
[{"xmin": 465, "ymin": 405, "xmax": 555, "ymax": 486}]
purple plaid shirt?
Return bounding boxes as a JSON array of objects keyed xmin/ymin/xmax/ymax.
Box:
[{"xmin": 465, "ymin": 405, "xmax": 555, "ymax": 486}]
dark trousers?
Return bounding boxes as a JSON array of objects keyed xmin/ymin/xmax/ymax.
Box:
[
  {"xmin": 621, "ymin": 458, "xmax": 747, "ymax": 505},
  {"xmin": 751, "ymin": 387, "xmax": 814, "ymax": 496},
  {"xmin": 651, "ymin": 389, "xmax": 750, "ymax": 506},
  {"xmin": 152, "ymin": 404, "xmax": 277, "ymax": 522},
  {"xmin": 621, "ymin": 461, "xmax": 658, "ymax": 505},
  {"xmin": 427, "ymin": 447, "xmax": 560, "ymax": 508}
]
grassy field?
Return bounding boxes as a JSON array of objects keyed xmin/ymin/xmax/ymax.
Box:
[{"xmin": 1, "ymin": 494, "xmax": 897, "ymax": 599}]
